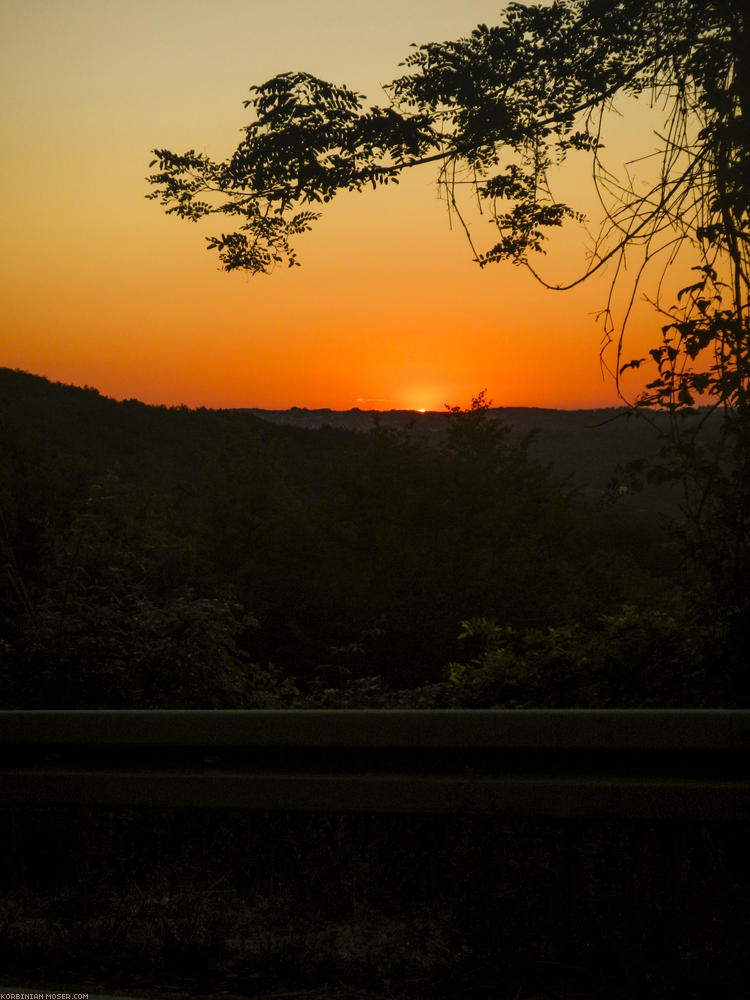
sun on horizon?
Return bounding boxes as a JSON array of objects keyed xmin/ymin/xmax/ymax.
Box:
[{"xmin": 1, "ymin": 1, "xmax": 665, "ymax": 413}]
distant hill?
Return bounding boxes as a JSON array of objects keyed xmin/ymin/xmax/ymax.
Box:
[
  {"xmin": 0, "ymin": 367, "xmax": 680, "ymax": 506},
  {"xmin": 240, "ymin": 403, "xmax": 679, "ymax": 501},
  {"xmin": 240, "ymin": 403, "xmax": 628, "ymax": 434}
]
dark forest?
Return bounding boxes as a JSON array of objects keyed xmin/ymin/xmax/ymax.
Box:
[{"xmin": 2, "ymin": 366, "xmax": 740, "ymax": 712}]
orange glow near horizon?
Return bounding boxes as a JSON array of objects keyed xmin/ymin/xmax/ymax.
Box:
[{"xmin": 1, "ymin": 1, "xmax": 685, "ymax": 412}]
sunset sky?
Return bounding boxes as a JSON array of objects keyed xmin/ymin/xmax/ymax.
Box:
[{"xmin": 2, "ymin": 0, "xmax": 680, "ymax": 411}]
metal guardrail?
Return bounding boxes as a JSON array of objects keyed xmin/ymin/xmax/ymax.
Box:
[{"xmin": 1, "ymin": 709, "xmax": 749, "ymax": 820}]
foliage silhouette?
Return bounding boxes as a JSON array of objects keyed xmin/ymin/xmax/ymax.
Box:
[{"xmin": 147, "ymin": 1, "xmax": 748, "ymax": 350}]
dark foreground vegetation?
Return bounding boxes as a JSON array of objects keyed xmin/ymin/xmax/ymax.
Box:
[
  {"xmin": 2, "ymin": 367, "xmax": 749, "ymax": 998},
  {"xmin": 0, "ymin": 367, "xmax": 743, "ymax": 711},
  {"xmin": 3, "ymin": 806, "xmax": 750, "ymax": 999}
]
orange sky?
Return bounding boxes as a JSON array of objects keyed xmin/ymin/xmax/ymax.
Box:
[{"xmin": 1, "ymin": 0, "xmax": 685, "ymax": 411}]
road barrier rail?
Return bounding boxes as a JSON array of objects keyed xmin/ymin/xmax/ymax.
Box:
[{"xmin": 1, "ymin": 709, "xmax": 749, "ymax": 820}]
